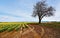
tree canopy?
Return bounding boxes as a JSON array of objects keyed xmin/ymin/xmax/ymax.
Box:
[{"xmin": 32, "ymin": 0, "xmax": 55, "ymax": 23}]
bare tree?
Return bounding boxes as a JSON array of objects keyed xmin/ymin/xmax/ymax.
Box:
[{"xmin": 32, "ymin": 0, "xmax": 55, "ymax": 23}]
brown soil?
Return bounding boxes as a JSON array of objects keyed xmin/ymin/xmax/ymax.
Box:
[{"xmin": 0, "ymin": 25, "xmax": 60, "ymax": 38}]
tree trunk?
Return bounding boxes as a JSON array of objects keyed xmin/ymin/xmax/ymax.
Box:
[{"xmin": 39, "ymin": 17, "xmax": 41, "ymax": 23}]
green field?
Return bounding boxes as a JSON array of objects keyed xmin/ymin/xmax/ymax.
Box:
[
  {"xmin": 0, "ymin": 22, "xmax": 60, "ymax": 33},
  {"xmin": 0, "ymin": 22, "xmax": 28, "ymax": 33}
]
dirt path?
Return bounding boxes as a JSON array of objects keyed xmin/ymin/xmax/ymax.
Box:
[
  {"xmin": 0, "ymin": 25, "xmax": 48, "ymax": 38},
  {"xmin": 22, "ymin": 26, "xmax": 34, "ymax": 35},
  {"xmin": 0, "ymin": 25, "xmax": 60, "ymax": 38},
  {"xmin": 24, "ymin": 25, "xmax": 41, "ymax": 38},
  {"xmin": 22, "ymin": 25, "xmax": 45, "ymax": 38},
  {"xmin": 28, "ymin": 25, "xmax": 45, "ymax": 38}
]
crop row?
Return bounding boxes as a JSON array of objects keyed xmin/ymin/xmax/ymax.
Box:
[{"xmin": 0, "ymin": 24, "xmax": 28, "ymax": 33}]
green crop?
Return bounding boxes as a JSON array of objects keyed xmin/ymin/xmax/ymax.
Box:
[{"xmin": 0, "ymin": 23, "xmax": 29, "ymax": 33}]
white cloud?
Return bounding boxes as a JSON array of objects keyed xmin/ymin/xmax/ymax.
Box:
[
  {"xmin": 0, "ymin": 15, "xmax": 8, "ymax": 21},
  {"xmin": 0, "ymin": 0, "xmax": 60, "ymax": 22},
  {"xmin": 42, "ymin": 2, "xmax": 60, "ymax": 21},
  {"xmin": 0, "ymin": 15, "xmax": 38, "ymax": 22}
]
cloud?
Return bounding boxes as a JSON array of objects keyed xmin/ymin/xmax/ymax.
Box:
[
  {"xmin": 42, "ymin": 2, "xmax": 60, "ymax": 21},
  {"xmin": 0, "ymin": 15, "xmax": 8, "ymax": 21},
  {"xmin": 0, "ymin": 15, "xmax": 38, "ymax": 22},
  {"xmin": 0, "ymin": 0, "xmax": 60, "ymax": 22}
]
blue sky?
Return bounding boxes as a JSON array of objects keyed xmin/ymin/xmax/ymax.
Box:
[{"xmin": 0, "ymin": 0, "xmax": 60, "ymax": 22}]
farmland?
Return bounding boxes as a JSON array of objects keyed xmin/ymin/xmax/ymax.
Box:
[
  {"xmin": 0, "ymin": 22, "xmax": 28, "ymax": 33},
  {"xmin": 0, "ymin": 22, "xmax": 60, "ymax": 38}
]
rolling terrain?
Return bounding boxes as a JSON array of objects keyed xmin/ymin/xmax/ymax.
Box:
[{"xmin": 0, "ymin": 22, "xmax": 60, "ymax": 38}]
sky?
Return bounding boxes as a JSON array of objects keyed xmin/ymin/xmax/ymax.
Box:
[{"xmin": 0, "ymin": 0, "xmax": 60, "ymax": 22}]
